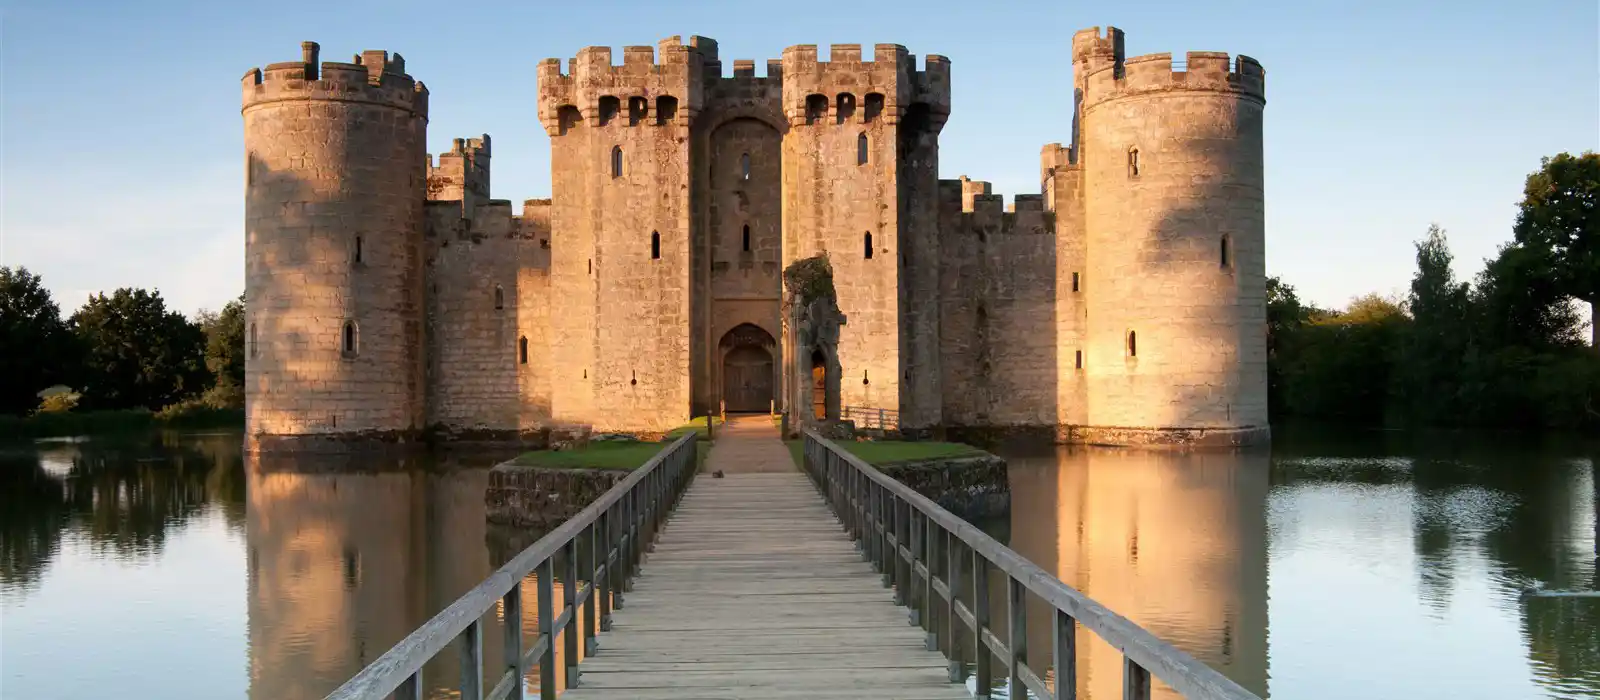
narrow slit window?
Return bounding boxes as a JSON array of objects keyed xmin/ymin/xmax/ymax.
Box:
[
  {"xmin": 1128, "ymin": 147, "xmax": 1140, "ymax": 178},
  {"xmin": 857, "ymin": 133, "xmax": 869, "ymax": 165},
  {"xmin": 1075, "ymin": 350, "xmax": 1083, "ymax": 370},
  {"xmin": 741, "ymin": 153, "xmax": 751, "ymax": 180},
  {"xmin": 1221, "ymin": 235, "xmax": 1231, "ymax": 268},
  {"xmin": 494, "ymin": 285, "xmax": 504, "ymax": 310},
  {"xmin": 864, "ymin": 232, "xmax": 873, "ymax": 259},
  {"xmin": 353, "ymin": 236, "xmax": 362, "ymax": 265},
  {"xmin": 611, "ymin": 146, "xmax": 623, "ymax": 178},
  {"xmin": 342, "ymin": 321, "xmax": 358, "ymax": 356},
  {"xmin": 249, "ymin": 322, "xmax": 258, "ymax": 359},
  {"xmin": 651, "ymin": 231, "xmax": 660, "ymax": 260},
  {"xmin": 518, "ymin": 336, "xmax": 529, "ymax": 365},
  {"xmin": 1127, "ymin": 330, "xmax": 1137, "ymax": 358},
  {"xmin": 742, "ymin": 225, "xmax": 751, "ymax": 252},
  {"xmin": 1072, "ymin": 272, "xmax": 1080, "ymax": 292}
]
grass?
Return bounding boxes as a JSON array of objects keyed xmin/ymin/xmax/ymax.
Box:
[
  {"xmin": 785, "ymin": 439, "xmax": 983, "ymax": 468},
  {"xmin": 0, "ymin": 407, "xmax": 244, "ymax": 442},
  {"xmin": 515, "ymin": 418, "xmax": 718, "ymax": 471}
]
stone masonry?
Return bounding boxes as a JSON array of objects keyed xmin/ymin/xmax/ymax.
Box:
[{"xmin": 240, "ymin": 26, "xmax": 1269, "ymax": 450}]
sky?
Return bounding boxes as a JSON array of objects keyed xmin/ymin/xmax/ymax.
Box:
[{"xmin": 0, "ymin": 0, "xmax": 1595, "ymax": 317}]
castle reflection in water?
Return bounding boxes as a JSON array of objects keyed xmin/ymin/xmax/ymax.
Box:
[{"xmin": 239, "ymin": 446, "xmax": 1271, "ymax": 700}]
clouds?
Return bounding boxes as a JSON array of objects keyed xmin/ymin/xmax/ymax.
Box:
[{"xmin": 0, "ymin": 160, "xmax": 244, "ymax": 318}]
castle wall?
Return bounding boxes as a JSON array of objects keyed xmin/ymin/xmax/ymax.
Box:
[
  {"xmin": 897, "ymin": 103, "xmax": 945, "ymax": 430},
  {"xmin": 938, "ymin": 182, "xmax": 1059, "ymax": 427},
  {"xmin": 780, "ymin": 45, "xmax": 908, "ymax": 414},
  {"xmin": 1043, "ymin": 144, "xmax": 1090, "ymax": 428},
  {"xmin": 423, "ymin": 198, "xmax": 552, "ymax": 433},
  {"xmin": 242, "ymin": 46, "xmax": 428, "ymax": 442},
  {"xmin": 1078, "ymin": 38, "xmax": 1268, "ymax": 440}
]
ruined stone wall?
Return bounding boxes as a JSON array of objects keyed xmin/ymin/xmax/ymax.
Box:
[
  {"xmin": 538, "ymin": 39, "xmax": 706, "ymax": 431},
  {"xmin": 1042, "ymin": 144, "xmax": 1089, "ymax": 428},
  {"xmin": 1076, "ymin": 27, "xmax": 1268, "ymax": 441},
  {"xmin": 937, "ymin": 181, "xmax": 1058, "ymax": 427},
  {"xmin": 242, "ymin": 43, "xmax": 428, "ymax": 443}
]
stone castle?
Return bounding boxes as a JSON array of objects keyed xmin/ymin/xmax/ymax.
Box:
[{"xmin": 241, "ymin": 26, "xmax": 1268, "ymax": 450}]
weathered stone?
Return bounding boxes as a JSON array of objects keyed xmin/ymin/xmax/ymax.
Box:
[
  {"xmin": 485, "ymin": 462, "xmax": 628, "ymax": 528},
  {"xmin": 877, "ymin": 453, "xmax": 1009, "ymax": 519}
]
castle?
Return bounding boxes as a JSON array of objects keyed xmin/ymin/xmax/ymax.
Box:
[{"xmin": 240, "ymin": 26, "xmax": 1268, "ymax": 450}]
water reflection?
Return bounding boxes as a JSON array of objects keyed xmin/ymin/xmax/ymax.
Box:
[{"xmin": 993, "ymin": 446, "xmax": 1270, "ymax": 699}]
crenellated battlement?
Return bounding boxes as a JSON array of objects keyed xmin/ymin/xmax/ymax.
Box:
[
  {"xmin": 1081, "ymin": 44, "xmax": 1265, "ymax": 109},
  {"xmin": 780, "ymin": 44, "xmax": 949, "ymax": 126},
  {"xmin": 428, "ymin": 134, "xmax": 492, "ymax": 204},
  {"xmin": 536, "ymin": 36, "xmax": 713, "ymax": 136},
  {"xmin": 241, "ymin": 42, "xmax": 428, "ymax": 116},
  {"xmin": 938, "ymin": 178, "xmax": 1054, "ymax": 235}
]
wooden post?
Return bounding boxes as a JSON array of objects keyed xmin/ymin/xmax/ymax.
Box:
[
  {"xmin": 1054, "ymin": 609, "xmax": 1077, "ymax": 700},
  {"xmin": 1008, "ymin": 577, "xmax": 1026, "ymax": 698},
  {"xmin": 459, "ymin": 619, "xmax": 483, "ymax": 700},
  {"xmin": 503, "ymin": 586, "xmax": 525, "ymax": 700},
  {"xmin": 564, "ymin": 539, "xmax": 580, "ymax": 688},
  {"xmin": 974, "ymin": 554, "xmax": 992, "ymax": 697},
  {"xmin": 537, "ymin": 558, "xmax": 556, "ymax": 700},
  {"xmin": 946, "ymin": 530, "xmax": 962, "ymax": 683},
  {"xmin": 1123, "ymin": 658, "xmax": 1151, "ymax": 700}
]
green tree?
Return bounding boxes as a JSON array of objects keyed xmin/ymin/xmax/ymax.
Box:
[
  {"xmin": 1510, "ymin": 152, "xmax": 1600, "ymax": 346},
  {"xmin": 70, "ymin": 289, "xmax": 209, "ymax": 411},
  {"xmin": 0, "ymin": 267, "xmax": 80, "ymax": 414},
  {"xmin": 1397, "ymin": 225, "xmax": 1472, "ymax": 423},
  {"xmin": 198, "ymin": 294, "xmax": 246, "ymax": 392},
  {"xmin": 1472, "ymin": 242, "xmax": 1582, "ymax": 351},
  {"xmin": 1284, "ymin": 294, "xmax": 1407, "ymax": 424}
]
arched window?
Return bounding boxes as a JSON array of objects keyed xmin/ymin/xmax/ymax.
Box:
[
  {"xmin": 249, "ymin": 322, "xmax": 258, "ymax": 359},
  {"xmin": 342, "ymin": 321, "xmax": 358, "ymax": 357},
  {"xmin": 651, "ymin": 231, "xmax": 660, "ymax": 260},
  {"xmin": 353, "ymin": 236, "xmax": 362, "ymax": 265},
  {"xmin": 557, "ymin": 105, "xmax": 582, "ymax": 136},
  {"xmin": 494, "ymin": 285, "xmax": 504, "ymax": 310},
  {"xmin": 518, "ymin": 336, "xmax": 529, "ymax": 365},
  {"xmin": 598, "ymin": 96, "xmax": 620, "ymax": 126},
  {"xmin": 864, "ymin": 93, "xmax": 885, "ymax": 122},
  {"xmin": 611, "ymin": 146, "xmax": 623, "ymax": 178},
  {"xmin": 864, "ymin": 232, "xmax": 873, "ymax": 259},
  {"xmin": 655, "ymin": 96, "xmax": 678, "ymax": 125},
  {"xmin": 805, "ymin": 94, "xmax": 828, "ymax": 125},
  {"xmin": 1127, "ymin": 330, "xmax": 1137, "ymax": 358},
  {"xmin": 1220, "ymin": 235, "xmax": 1232, "ymax": 268},
  {"xmin": 628, "ymin": 97, "xmax": 648, "ymax": 126},
  {"xmin": 1128, "ymin": 147, "xmax": 1140, "ymax": 178},
  {"xmin": 742, "ymin": 224, "xmax": 751, "ymax": 252},
  {"xmin": 741, "ymin": 153, "xmax": 751, "ymax": 180},
  {"xmin": 836, "ymin": 93, "xmax": 856, "ymax": 124},
  {"xmin": 857, "ymin": 133, "xmax": 869, "ymax": 165}
]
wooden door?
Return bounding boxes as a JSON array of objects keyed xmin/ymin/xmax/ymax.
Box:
[{"xmin": 723, "ymin": 346, "xmax": 773, "ymax": 413}]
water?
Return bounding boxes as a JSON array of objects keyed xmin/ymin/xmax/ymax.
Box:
[{"xmin": 1, "ymin": 428, "xmax": 1596, "ymax": 699}]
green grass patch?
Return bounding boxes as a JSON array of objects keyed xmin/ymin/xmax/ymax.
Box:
[
  {"xmin": 784, "ymin": 439, "xmax": 983, "ymax": 468},
  {"xmin": 0, "ymin": 407, "xmax": 244, "ymax": 442},
  {"xmin": 513, "ymin": 440, "xmax": 672, "ymax": 471},
  {"xmin": 664, "ymin": 415, "xmax": 725, "ymax": 441}
]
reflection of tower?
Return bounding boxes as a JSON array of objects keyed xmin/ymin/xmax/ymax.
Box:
[
  {"xmin": 245, "ymin": 464, "xmax": 424, "ymax": 700},
  {"xmin": 1004, "ymin": 447, "xmax": 1270, "ymax": 699}
]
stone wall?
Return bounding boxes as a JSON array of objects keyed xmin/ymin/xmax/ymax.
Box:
[
  {"xmin": 485, "ymin": 463, "xmax": 629, "ymax": 528},
  {"xmin": 937, "ymin": 180, "xmax": 1059, "ymax": 427},
  {"xmin": 242, "ymin": 44, "xmax": 428, "ymax": 444}
]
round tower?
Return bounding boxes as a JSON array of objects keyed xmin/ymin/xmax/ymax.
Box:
[
  {"xmin": 1074, "ymin": 27, "xmax": 1269, "ymax": 446},
  {"xmin": 241, "ymin": 42, "xmax": 429, "ymax": 447}
]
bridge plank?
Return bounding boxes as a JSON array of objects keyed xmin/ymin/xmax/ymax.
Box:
[{"xmin": 560, "ymin": 457, "xmax": 968, "ymax": 699}]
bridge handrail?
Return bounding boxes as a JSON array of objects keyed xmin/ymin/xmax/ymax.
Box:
[
  {"xmin": 323, "ymin": 433, "xmax": 699, "ymax": 700},
  {"xmin": 841, "ymin": 404, "xmax": 900, "ymax": 430},
  {"xmin": 801, "ymin": 429, "xmax": 1260, "ymax": 700}
]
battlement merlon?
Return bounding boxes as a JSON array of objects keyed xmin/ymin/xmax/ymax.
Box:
[
  {"xmin": 1071, "ymin": 26, "xmax": 1125, "ymax": 72},
  {"xmin": 241, "ymin": 41, "xmax": 428, "ymax": 117},
  {"xmin": 1080, "ymin": 47, "xmax": 1265, "ymax": 109},
  {"xmin": 780, "ymin": 44, "xmax": 948, "ymax": 126},
  {"xmin": 427, "ymin": 134, "xmax": 492, "ymax": 203},
  {"xmin": 535, "ymin": 36, "xmax": 711, "ymax": 135}
]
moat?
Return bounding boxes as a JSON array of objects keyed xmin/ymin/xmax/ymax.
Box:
[{"xmin": 1, "ymin": 428, "xmax": 1595, "ymax": 699}]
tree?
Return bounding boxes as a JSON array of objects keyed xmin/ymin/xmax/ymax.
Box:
[
  {"xmin": 1397, "ymin": 225, "xmax": 1472, "ymax": 423},
  {"xmin": 1472, "ymin": 242, "xmax": 1583, "ymax": 351},
  {"xmin": 199, "ymin": 295, "xmax": 246, "ymax": 390},
  {"xmin": 1511, "ymin": 152, "xmax": 1600, "ymax": 346},
  {"xmin": 70, "ymin": 288, "xmax": 209, "ymax": 411},
  {"xmin": 0, "ymin": 267, "xmax": 79, "ymax": 414}
]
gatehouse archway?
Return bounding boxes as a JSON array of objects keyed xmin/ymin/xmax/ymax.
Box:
[{"xmin": 719, "ymin": 323, "xmax": 777, "ymax": 414}]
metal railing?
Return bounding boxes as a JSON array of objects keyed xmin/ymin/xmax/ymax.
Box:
[
  {"xmin": 842, "ymin": 405, "xmax": 900, "ymax": 431},
  {"xmin": 801, "ymin": 428, "xmax": 1261, "ymax": 700},
  {"xmin": 323, "ymin": 433, "xmax": 698, "ymax": 700}
]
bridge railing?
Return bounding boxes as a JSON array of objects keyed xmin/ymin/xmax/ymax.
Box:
[
  {"xmin": 801, "ymin": 428, "xmax": 1262, "ymax": 700},
  {"xmin": 323, "ymin": 433, "xmax": 698, "ymax": 700}
]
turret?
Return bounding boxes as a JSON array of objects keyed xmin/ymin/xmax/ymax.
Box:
[
  {"xmin": 241, "ymin": 42, "xmax": 429, "ymax": 446},
  {"xmin": 1075, "ymin": 27, "xmax": 1269, "ymax": 445}
]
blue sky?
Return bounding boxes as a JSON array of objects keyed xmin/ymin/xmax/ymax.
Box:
[{"xmin": 1, "ymin": 0, "xmax": 1595, "ymax": 316}]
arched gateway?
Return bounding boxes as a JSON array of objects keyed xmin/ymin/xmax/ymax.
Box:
[{"xmin": 719, "ymin": 323, "xmax": 777, "ymax": 413}]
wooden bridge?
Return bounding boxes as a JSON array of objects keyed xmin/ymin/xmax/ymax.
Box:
[{"xmin": 325, "ymin": 417, "xmax": 1261, "ymax": 700}]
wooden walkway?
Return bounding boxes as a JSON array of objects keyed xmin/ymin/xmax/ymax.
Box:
[{"xmin": 563, "ymin": 418, "xmax": 969, "ymax": 699}]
